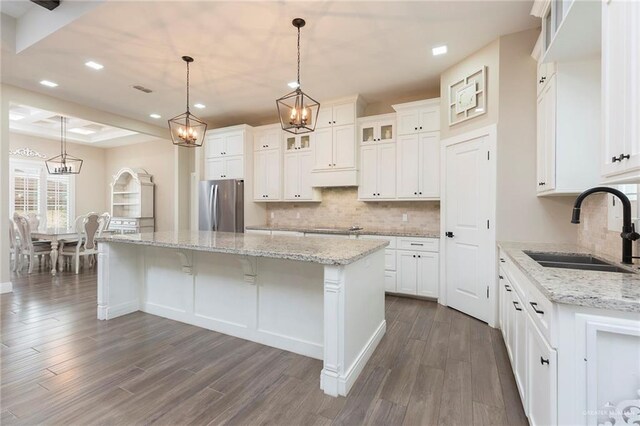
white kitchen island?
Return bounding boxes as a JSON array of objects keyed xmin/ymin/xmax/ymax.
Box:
[{"xmin": 96, "ymin": 231, "xmax": 388, "ymax": 397}]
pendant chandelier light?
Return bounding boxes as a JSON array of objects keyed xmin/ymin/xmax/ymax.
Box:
[
  {"xmin": 168, "ymin": 56, "xmax": 207, "ymax": 148},
  {"xmin": 45, "ymin": 116, "xmax": 83, "ymax": 175},
  {"xmin": 276, "ymin": 18, "xmax": 320, "ymax": 134}
]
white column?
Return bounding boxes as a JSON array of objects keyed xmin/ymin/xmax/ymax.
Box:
[
  {"xmin": 1, "ymin": 87, "xmax": 12, "ymax": 293},
  {"xmin": 320, "ymin": 265, "xmax": 344, "ymax": 397}
]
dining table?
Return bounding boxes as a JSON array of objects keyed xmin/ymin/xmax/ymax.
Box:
[{"xmin": 31, "ymin": 227, "xmax": 114, "ymax": 275}]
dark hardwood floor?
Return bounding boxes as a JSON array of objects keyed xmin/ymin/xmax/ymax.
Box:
[{"xmin": 1, "ymin": 267, "xmax": 527, "ymax": 425}]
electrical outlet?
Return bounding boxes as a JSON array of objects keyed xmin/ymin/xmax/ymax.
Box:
[
  {"xmin": 296, "ymin": 212, "xmax": 300, "ymax": 219},
  {"xmin": 270, "ymin": 212, "xmax": 275, "ymax": 219},
  {"xmin": 402, "ymin": 213, "xmax": 408, "ymax": 222}
]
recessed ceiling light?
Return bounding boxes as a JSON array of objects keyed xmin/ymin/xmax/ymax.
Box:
[
  {"xmin": 40, "ymin": 80, "xmax": 58, "ymax": 87},
  {"xmin": 432, "ymin": 45, "xmax": 448, "ymax": 56},
  {"xmin": 149, "ymin": 113, "xmax": 161, "ymax": 119},
  {"xmin": 85, "ymin": 61, "xmax": 104, "ymax": 70},
  {"xmin": 194, "ymin": 103, "xmax": 206, "ymax": 109},
  {"xmin": 68, "ymin": 128, "xmax": 96, "ymax": 135},
  {"xmin": 287, "ymin": 81, "xmax": 299, "ymax": 89},
  {"xmin": 69, "ymin": 127, "xmax": 95, "ymax": 135}
]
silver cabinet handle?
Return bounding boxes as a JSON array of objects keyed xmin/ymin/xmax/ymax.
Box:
[
  {"xmin": 212, "ymin": 185, "xmax": 219, "ymax": 231},
  {"xmin": 208, "ymin": 185, "xmax": 214, "ymax": 231}
]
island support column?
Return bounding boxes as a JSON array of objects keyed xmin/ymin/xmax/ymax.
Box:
[{"xmin": 321, "ymin": 249, "xmax": 386, "ymax": 397}]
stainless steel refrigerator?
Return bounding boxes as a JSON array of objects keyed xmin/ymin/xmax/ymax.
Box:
[{"xmin": 198, "ymin": 180, "xmax": 244, "ymax": 232}]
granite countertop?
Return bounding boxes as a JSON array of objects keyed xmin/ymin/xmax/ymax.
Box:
[
  {"xmin": 97, "ymin": 231, "xmax": 388, "ymax": 266},
  {"xmin": 245, "ymin": 225, "xmax": 440, "ymax": 239},
  {"xmin": 498, "ymin": 241, "xmax": 640, "ymax": 313}
]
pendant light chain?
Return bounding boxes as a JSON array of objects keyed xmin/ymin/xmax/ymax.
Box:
[
  {"xmin": 186, "ymin": 60, "xmax": 190, "ymax": 114},
  {"xmin": 297, "ymin": 25, "xmax": 301, "ymax": 86}
]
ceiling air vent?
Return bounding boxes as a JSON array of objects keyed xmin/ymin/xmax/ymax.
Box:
[{"xmin": 132, "ymin": 85, "xmax": 153, "ymax": 94}]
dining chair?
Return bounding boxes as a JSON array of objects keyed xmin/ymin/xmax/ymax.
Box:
[
  {"xmin": 61, "ymin": 213, "xmax": 101, "ymax": 274},
  {"xmin": 98, "ymin": 212, "xmax": 111, "ymax": 237},
  {"xmin": 27, "ymin": 213, "xmax": 40, "ymax": 231},
  {"xmin": 9, "ymin": 219, "xmax": 20, "ymax": 272},
  {"xmin": 13, "ymin": 213, "xmax": 52, "ymax": 274}
]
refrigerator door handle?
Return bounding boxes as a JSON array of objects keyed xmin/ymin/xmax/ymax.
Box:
[
  {"xmin": 212, "ymin": 184, "xmax": 219, "ymax": 231},
  {"xmin": 208, "ymin": 184, "xmax": 215, "ymax": 230}
]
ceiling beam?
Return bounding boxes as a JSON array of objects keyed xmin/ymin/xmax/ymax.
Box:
[{"xmin": 29, "ymin": 1, "xmax": 61, "ymax": 11}]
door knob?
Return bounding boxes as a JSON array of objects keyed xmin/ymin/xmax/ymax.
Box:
[{"xmin": 445, "ymin": 231, "xmax": 454, "ymax": 238}]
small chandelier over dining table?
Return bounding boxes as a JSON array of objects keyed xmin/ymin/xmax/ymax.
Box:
[
  {"xmin": 168, "ymin": 56, "xmax": 207, "ymax": 147},
  {"xmin": 45, "ymin": 116, "xmax": 83, "ymax": 175},
  {"xmin": 276, "ymin": 18, "xmax": 320, "ymax": 135}
]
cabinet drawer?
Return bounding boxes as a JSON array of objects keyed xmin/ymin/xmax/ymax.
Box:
[
  {"xmin": 358, "ymin": 234, "xmax": 397, "ymax": 249},
  {"xmin": 397, "ymin": 237, "xmax": 439, "ymax": 252},
  {"xmin": 500, "ymin": 250, "xmax": 555, "ymax": 346},
  {"xmin": 523, "ymin": 278, "xmax": 553, "ymax": 343},
  {"xmin": 385, "ymin": 250, "xmax": 396, "ymax": 271},
  {"xmin": 384, "ymin": 271, "xmax": 397, "ymax": 293}
]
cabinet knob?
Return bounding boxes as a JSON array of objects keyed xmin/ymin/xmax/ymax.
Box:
[
  {"xmin": 414, "ymin": 127, "xmax": 418, "ymax": 130},
  {"xmin": 414, "ymin": 192, "xmax": 418, "ymax": 195},
  {"xmin": 413, "ymin": 255, "xmax": 416, "ymax": 258},
  {"xmin": 333, "ymin": 120, "xmax": 336, "ymax": 124},
  {"xmin": 419, "ymin": 192, "xmax": 422, "ymax": 195},
  {"xmin": 540, "ymin": 357, "xmax": 550, "ymax": 365},
  {"xmin": 419, "ymin": 126, "xmax": 422, "ymax": 130},
  {"xmin": 499, "ymin": 275, "xmax": 504, "ymax": 279}
]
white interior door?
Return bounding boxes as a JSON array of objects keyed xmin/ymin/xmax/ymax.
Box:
[{"xmin": 444, "ymin": 132, "xmax": 493, "ymax": 323}]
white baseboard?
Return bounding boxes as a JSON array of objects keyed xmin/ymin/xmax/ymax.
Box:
[
  {"xmin": 338, "ymin": 319, "xmax": 386, "ymax": 396},
  {"xmin": 0, "ymin": 281, "xmax": 13, "ymax": 294},
  {"xmin": 98, "ymin": 300, "xmax": 139, "ymax": 320}
]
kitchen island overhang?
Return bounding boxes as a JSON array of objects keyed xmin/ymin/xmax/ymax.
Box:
[{"xmin": 96, "ymin": 231, "xmax": 388, "ymax": 397}]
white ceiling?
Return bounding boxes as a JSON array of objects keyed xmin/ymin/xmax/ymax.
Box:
[
  {"xmin": 9, "ymin": 104, "xmax": 158, "ymax": 148},
  {"xmin": 1, "ymin": 1, "xmax": 538, "ymax": 128}
]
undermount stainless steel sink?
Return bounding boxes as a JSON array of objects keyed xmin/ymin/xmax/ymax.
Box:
[{"xmin": 524, "ymin": 251, "xmax": 633, "ymax": 274}]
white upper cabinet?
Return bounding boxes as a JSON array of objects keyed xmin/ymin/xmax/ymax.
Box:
[
  {"xmin": 359, "ymin": 114, "xmax": 395, "ymax": 145},
  {"xmin": 284, "ymin": 134, "xmax": 311, "ymax": 152},
  {"xmin": 531, "ymin": 33, "xmax": 601, "ymax": 195},
  {"xmin": 316, "ymin": 102, "xmax": 356, "ymax": 129},
  {"xmin": 253, "ymin": 148, "xmax": 281, "ymax": 201},
  {"xmin": 205, "ymin": 130, "xmax": 245, "ymax": 158},
  {"xmin": 254, "ymin": 126, "xmax": 280, "ymax": 151},
  {"xmin": 395, "ymin": 99, "xmax": 440, "ymax": 136},
  {"xmin": 358, "ymin": 142, "xmax": 396, "ymax": 200},
  {"xmin": 387, "ymin": 99, "xmax": 440, "ymax": 201},
  {"xmin": 284, "ymin": 150, "xmax": 320, "ymax": 202},
  {"xmin": 203, "ymin": 125, "xmax": 252, "ymax": 180},
  {"xmin": 397, "ymin": 132, "xmax": 440, "ymax": 200},
  {"xmin": 311, "ymin": 96, "xmax": 365, "ymax": 187},
  {"xmin": 532, "ymin": 0, "xmax": 601, "ymax": 63},
  {"xmin": 601, "ymin": 0, "xmax": 640, "ymax": 183}
]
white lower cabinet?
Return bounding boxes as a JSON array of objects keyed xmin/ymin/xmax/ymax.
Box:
[
  {"xmin": 391, "ymin": 237, "xmax": 439, "ymax": 298},
  {"xmin": 499, "ymin": 249, "xmax": 640, "ymax": 426},
  {"xmin": 527, "ymin": 318, "xmax": 558, "ymax": 426}
]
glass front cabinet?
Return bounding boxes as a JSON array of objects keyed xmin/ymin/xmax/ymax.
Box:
[
  {"xmin": 284, "ymin": 134, "xmax": 311, "ymax": 152},
  {"xmin": 359, "ymin": 115, "xmax": 395, "ymax": 145}
]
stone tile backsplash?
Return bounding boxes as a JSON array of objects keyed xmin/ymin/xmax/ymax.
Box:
[{"xmin": 266, "ymin": 187, "xmax": 440, "ymax": 234}]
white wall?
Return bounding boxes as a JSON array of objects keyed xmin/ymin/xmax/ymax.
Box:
[
  {"xmin": 104, "ymin": 140, "xmax": 176, "ymax": 232},
  {"xmin": 439, "ymin": 30, "xmax": 577, "ymax": 244},
  {"xmin": 9, "ymin": 133, "xmax": 107, "ymax": 216},
  {"xmin": 496, "ymin": 29, "xmax": 576, "ymax": 243}
]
